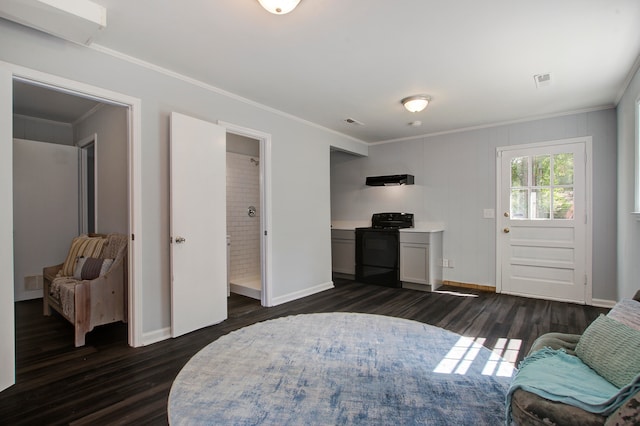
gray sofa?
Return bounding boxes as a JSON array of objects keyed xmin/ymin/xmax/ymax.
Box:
[{"xmin": 509, "ymin": 291, "xmax": 640, "ymax": 426}]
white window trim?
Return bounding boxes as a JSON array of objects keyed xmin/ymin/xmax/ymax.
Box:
[{"xmin": 634, "ymin": 96, "xmax": 640, "ymax": 221}]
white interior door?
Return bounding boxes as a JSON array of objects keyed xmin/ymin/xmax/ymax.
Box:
[
  {"xmin": 498, "ymin": 139, "xmax": 589, "ymax": 303},
  {"xmin": 170, "ymin": 112, "xmax": 227, "ymax": 338}
]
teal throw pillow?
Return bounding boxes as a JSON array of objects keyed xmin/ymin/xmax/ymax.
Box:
[{"xmin": 576, "ymin": 314, "xmax": 640, "ymax": 388}]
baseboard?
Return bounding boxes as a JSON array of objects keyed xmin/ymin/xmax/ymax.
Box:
[
  {"xmin": 230, "ymin": 283, "xmax": 261, "ymax": 300},
  {"xmin": 270, "ymin": 281, "xmax": 334, "ymax": 307},
  {"xmin": 141, "ymin": 282, "xmax": 334, "ymax": 343},
  {"xmin": 443, "ymin": 280, "xmax": 496, "ymax": 293},
  {"xmin": 591, "ymin": 298, "xmax": 616, "ymax": 308},
  {"xmin": 142, "ymin": 326, "xmax": 171, "ymax": 346}
]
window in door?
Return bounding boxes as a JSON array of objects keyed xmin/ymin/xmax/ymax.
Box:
[{"xmin": 510, "ymin": 152, "xmax": 574, "ymax": 220}]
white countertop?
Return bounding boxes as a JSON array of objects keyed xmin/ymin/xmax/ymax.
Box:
[
  {"xmin": 402, "ymin": 222, "xmax": 445, "ymax": 232},
  {"xmin": 331, "ymin": 221, "xmax": 445, "ymax": 232}
]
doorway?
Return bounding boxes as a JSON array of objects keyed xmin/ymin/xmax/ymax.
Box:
[
  {"xmin": 496, "ymin": 137, "xmax": 592, "ymax": 304},
  {"xmin": 226, "ymin": 132, "xmax": 262, "ymax": 300},
  {"xmin": 220, "ymin": 121, "xmax": 272, "ymax": 307},
  {"xmin": 12, "ymin": 78, "xmax": 129, "ymax": 319},
  {"xmin": 1, "ymin": 63, "xmax": 143, "ymax": 392}
]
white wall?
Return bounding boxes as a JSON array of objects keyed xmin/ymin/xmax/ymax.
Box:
[
  {"xmin": 0, "ymin": 20, "xmax": 364, "ymax": 337},
  {"xmin": 74, "ymin": 104, "xmax": 128, "ymax": 234},
  {"xmin": 12, "ymin": 139, "xmax": 79, "ymax": 301},
  {"xmin": 332, "ymin": 109, "xmax": 618, "ymax": 301},
  {"xmin": 617, "ymin": 66, "xmax": 640, "ymax": 300},
  {"xmin": 13, "ymin": 115, "xmax": 73, "ymax": 145}
]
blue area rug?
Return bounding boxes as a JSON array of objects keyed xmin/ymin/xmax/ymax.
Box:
[{"xmin": 169, "ymin": 313, "xmax": 515, "ymax": 425}]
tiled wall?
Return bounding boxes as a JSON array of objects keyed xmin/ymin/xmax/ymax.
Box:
[{"xmin": 226, "ymin": 152, "xmax": 260, "ymax": 282}]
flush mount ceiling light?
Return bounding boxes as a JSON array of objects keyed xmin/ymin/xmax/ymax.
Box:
[
  {"xmin": 257, "ymin": 0, "xmax": 301, "ymax": 14},
  {"xmin": 401, "ymin": 95, "xmax": 431, "ymax": 113}
]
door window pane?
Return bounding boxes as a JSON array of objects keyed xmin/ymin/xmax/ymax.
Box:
[
  {"xmin": 510, "ymin": 189, "xmax": 528, "ymax": 219},
  {"xmin": 554, "ymin": 153, "xmax": 574, "ymax": 185},
  {"xmin": 511, "ymin": 157, "xmax": 528, "ymax": 187},
  {"xmin": 532, "ymin": 188, "xmax": 550, "ymax": 219},
  {"xmin": 533, "ymin": 155, "xmax": 550, "ymax": 186},
  {"xmin": 553, "ymin": 187, "xmax": 574, "ymax": 219}
]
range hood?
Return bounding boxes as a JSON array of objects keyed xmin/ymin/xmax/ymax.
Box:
[{"xmin": 366, "ymin": 174, "xmax": 415, "ymax": 186}]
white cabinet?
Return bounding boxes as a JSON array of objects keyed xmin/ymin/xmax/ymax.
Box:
[
  {"xmin": 331, "ymin": 229, "xmax": 355, "ymax": 277},
  {"xmin": 400, "ymin": 231, "xmax": 443, "ymax": 291}
]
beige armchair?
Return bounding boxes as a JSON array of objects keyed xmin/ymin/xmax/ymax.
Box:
[{"xmin": 43, "ymin": 233, "xmax": 128, "ymax": 347}]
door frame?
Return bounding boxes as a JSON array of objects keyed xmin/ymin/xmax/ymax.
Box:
[
  {"xmin": 495, "ymin": 136, "xmax": 593, "ymax": 304},
  {"xmin": 77, "ymin": 133, "xmax": 97, "ymax": 235},
  {"xmin": 218, "ymin": 120, "xmax": 273, "ymax": 307},
  {"xmin": 1, "ymin": 62, "xmax": 143, "ymax": 353}
]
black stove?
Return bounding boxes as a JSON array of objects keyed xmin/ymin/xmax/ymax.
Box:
[
  {"xmin": 368, "ymin": 212, "xmax": 414, "ymax": 230},
  {"xmin": 355, "ymin": 213, "xmax": 414, "ymax": 287}
]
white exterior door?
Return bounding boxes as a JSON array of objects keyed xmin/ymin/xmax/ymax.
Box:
[
  {"xmin": 170, "ymin": 112, "xmax": 227, "ymax": 338},
  {"xmin": 497, "ymin": 138, "xmax": 590, "ymax": 303}
]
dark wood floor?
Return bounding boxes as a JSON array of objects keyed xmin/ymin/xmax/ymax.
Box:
[{"xmin": 1, "ymin": 279, "xmax": 608, "ymax": 425}]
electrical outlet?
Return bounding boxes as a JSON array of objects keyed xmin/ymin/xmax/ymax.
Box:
[{"xmin": 448, "ymin": 259, "xmax": 455, "ymax": 268}]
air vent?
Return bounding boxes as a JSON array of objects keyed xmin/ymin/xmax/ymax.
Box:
[
  {"xmin": 344, "ymin": 118, "xmax": 364, "ymax": 126},
  {"xmin": 534, "ymin": 73, "xmax": 552, "ymax": 88},
  {"xmin": 24, "ymin": 275, "xmax": 43, "ymax": 291}
]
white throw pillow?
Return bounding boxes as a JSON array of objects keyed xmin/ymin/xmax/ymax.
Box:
[{"xmin": 607, "ymin": 298, "xmax": 640, "ymax": 331}]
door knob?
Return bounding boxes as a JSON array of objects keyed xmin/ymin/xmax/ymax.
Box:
[
  {"xmin": 175, "ymin": 236, "xmax": 186, "ymax": 243},
  {"xmin": 503, "ymin": 228, "xmax": 510, "ymax": 234}
]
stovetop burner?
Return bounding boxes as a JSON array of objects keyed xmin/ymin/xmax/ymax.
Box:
[{"xmin": 367, "ymin": 212, "xmax": 414, "ymax": 230}]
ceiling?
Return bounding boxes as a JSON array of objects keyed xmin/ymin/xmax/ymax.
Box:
[{"xmin": 11, "ymin": 0, "xmax": 640, "ymax": 143}]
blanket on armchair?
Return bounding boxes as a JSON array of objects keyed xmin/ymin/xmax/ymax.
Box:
[
  {"xmin": 50, "ymin": 277, "xmax": 78, "ymax": 319},
  {"xmin": 505, "ymin": 348, "xmax": 640, "ymax": 424}
]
